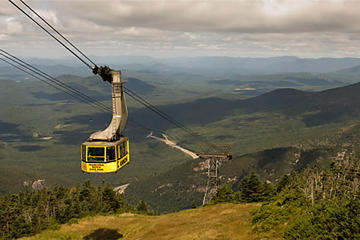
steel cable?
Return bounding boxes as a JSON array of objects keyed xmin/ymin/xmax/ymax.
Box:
[
  {"xmin": 9, "ymin": 0, "xmax": 93, "ymax": 70},
  {"xmin": 18, "ymin": 0, "xmax": 98, "ymax": 67},
  {"xmin": 1, "ymin": 53, "xmax": 161, "ymax": 135},
  {"xmin": 9, "ymin": 0, "xmax": 221, "ymax": 152},
  {"xmin": 0, "ymin": 50, "xmax": 111, "ymax": 112}
]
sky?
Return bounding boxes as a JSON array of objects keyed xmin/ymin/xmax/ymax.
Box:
[{"xmin": 1, "ymin": 0, "xmax": 360, "ymax": 59}]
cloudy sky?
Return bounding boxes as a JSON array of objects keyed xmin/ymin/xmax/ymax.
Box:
[{"xmin": 1, "ymin": 0, "xmax": 360, "ymax": 58}]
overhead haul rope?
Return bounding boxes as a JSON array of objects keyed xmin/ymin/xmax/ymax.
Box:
[
  {"xmin": 124, "ymin": 89, "xmax": 200, "ymax": 138},
  {"xmin": 8, "ymin": 0, "xmax": 93, "ymax": 70},
  {"xmin": 0, "ymin": 57, "xmax": 95, "ymax": 109},
  {"xmin": 0, "ymin": 49, "xmax": 110, "ymax": 113},
  {"xmin": 17, "ymin": 0, "xmax": 97, "ymax": 67},
  {"xmin": 10, "ymin": 0, "xmax": 219, "ymax": 151},
  {"xmin": 0, "ymin": 50, "xmax": 161, "ymax": 134},
  {"xmin": 123, "ymin": 87, "xmax": 222, "ymax": 150}
]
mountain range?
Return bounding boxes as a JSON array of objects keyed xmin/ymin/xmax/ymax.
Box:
[
  {"xmin": 3, "ymin": 56, "xmax": 360, "ymax": 78},
  {"xmin": 124, "ymin": 82, "xmax": 360, "ymax": 212},
  {"xmin": 1, "ymin": 69, "xmax": 360, "ymax": 213}
]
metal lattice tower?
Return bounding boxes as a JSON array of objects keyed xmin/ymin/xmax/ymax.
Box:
[
  {"xmin": 197, "ymin": 142, "xmax": 232, "ymax": 205},
  {"xmin": 202, "ymin": 156, "xmax": 220, "ymax": 205},
  {"xmin": 198, "ymin": 152, "xmax": 232, "ymax": 205}
]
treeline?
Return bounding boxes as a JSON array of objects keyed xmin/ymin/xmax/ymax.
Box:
[
  {"xmin": 212, "ymin": 150, "xmax": 360, "ymax": 239},
  {"xmin": 211, "ymin": 172, "xmax": 274, "ymax": 204},
  {"xmin": 256, "ymin": 151, "xmax": 360, "ymax": 239},
  {"xmin": 252, "ymin": 158, "xmax": 360, "ymax": 239},
  {"xmin": 0, "ymin": 181, "xmax": 150, "ymax": 239}
]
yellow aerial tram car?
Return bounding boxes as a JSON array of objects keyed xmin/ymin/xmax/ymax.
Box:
[
  {"xmin": 81, "ymin": 137, "xmax": 130, "ymax": 173},
  {"xmin": 81, "ymin": 67, "xmax": 130, "ymax": 173}
]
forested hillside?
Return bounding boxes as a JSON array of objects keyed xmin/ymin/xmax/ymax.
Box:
[
  {"xmin": 0, "ymin": 182, "xmax": 150, "ymax": 239},
  {"xmin": 12, "ymin": 150, "xmax": 360, "ymax": 239}
]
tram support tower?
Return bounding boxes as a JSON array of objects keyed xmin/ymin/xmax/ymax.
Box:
[{"xmin": 197, "ymin": 143, "xmax": 232, "ymax": 205}]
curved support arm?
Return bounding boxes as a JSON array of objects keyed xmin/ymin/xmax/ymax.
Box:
[{"xmin": 88, "ymin": 69, "xmax": 128, "ymax": 141}]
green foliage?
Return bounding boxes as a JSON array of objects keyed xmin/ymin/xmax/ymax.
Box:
[
  {"xmin": 285, "ymin": 197, "xmax": 360, "ymax": 240},
  {"xmin": 67, "ymin": 218, "xmax": 79, "ymax": 225},
  {"xmin": 135, "ymin": 200, "xmax": 152, "ymax": 214},
  {"xmin": 252, "ymin": 185, "xmax": 308, "ymax": 232},
  {"xmin": 238, "ymin": 173, "xmax": 273, "ymax": 202},
  {"xmin": 0, "ymin": 181, "xmax": 132, "ymax": 239},
  {"xmin": 213, "ymin": 184, "xmax": 234, "ymax": 203},
  {"xmin": 275, "ymin": 174, "xmax": 291, "ymax": 193},
  {"xmin": 252, "ymin": 156, "xmax": 360, "ymax": 239},
  {"xmin": 211, "ymin": 174, "xmax": 273, "ymax": 204}
]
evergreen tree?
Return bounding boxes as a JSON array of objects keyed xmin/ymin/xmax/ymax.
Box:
[
  {"xmin": 239, "ymin": 173, "xmax": 272, "ymax": 202},
  {"xmin": 214, "ymin": 184, "xmax": 234, "ymax": 203},
  {"xmin": 0, "ymin": 181, "xmax": 134, "ymax": 239},
  {"xmin": 135, "ymin": 200, "xmax": 150, "ymax": 214},
  {"xmin": 276, "ymin": 174, "xmax": 290, "ymax": 193}
]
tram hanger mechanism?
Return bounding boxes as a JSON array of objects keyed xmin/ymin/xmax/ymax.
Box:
[{"xmin": 81, "ymin": 67, "xmax": 130, "ymax": 173}]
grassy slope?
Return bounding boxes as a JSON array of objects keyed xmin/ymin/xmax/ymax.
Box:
[{"xmin": 21, "ymin": 203, "xmax": 279, "ymax": 240}]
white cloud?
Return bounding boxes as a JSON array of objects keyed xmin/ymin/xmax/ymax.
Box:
[
  {"xmin": 1, "ymin": 0, "xmax": 360, "ymax": 58},
  {"xmin": 5, "ymin": 17, "xmax": 23, "ymax": 34},
  {"xmin": 47, "ymin": 0, "xmax": 360, "ymax": 33}
]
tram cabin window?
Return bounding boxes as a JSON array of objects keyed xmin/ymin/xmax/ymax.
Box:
[
  {"xmin": 118, "ymin": 142, "xmax": 127, "ymax": 158},
  {"xmin": 123, "ymin": 142, "xmax": 127, "ymax": 155},
  {"xmin": 81, "ymin": 145, "xmax": 86, "ymax": 161},
  {"xmin": 87, "ymin": 147, "xmax": 105, "ymax": 162},
  {"xmin": 106, "ymin": 146, "xmax": 116, "ymax": 161}
]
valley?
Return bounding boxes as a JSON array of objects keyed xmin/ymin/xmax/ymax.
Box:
[{"xmin": 1, "ymin": 57, "xmax": 360, "ymax": 212}]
